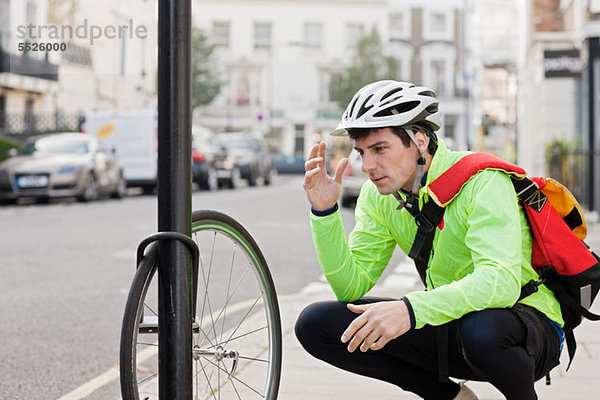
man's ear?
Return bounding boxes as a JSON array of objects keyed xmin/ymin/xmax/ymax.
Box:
[{"xmin": 414, "ymin": 131, "xmax": 429, "ymax": 155}]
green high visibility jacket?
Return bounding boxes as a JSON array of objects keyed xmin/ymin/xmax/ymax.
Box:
[{"xmin": 310, "ymin": 140, "xmax": 563, "ymax": 329}]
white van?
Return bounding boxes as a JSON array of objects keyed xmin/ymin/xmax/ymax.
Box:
[{"xmin": 83, "ymin": 109, "xmax": 157, "ymax": 193}]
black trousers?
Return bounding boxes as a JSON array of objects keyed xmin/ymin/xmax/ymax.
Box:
[{"xmin": 295, "ymin": 298, "xmax": 561, "ymax": 400}]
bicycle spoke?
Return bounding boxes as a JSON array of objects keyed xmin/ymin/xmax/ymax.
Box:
[
  {"xmin": 224, "ymin": 295, "xmax": 261, "ymax": 347},
  {"xmin": 137, "ymin": 370, "xmax": 158, "ymax": 386},
  {"xmin": 229, "ymin": 375, "xmax": 243, "ymax": 400},
  {"xmin": 197, "ymin": 231, "xmax": 219, "ymax": 347},
  {"xmin": 201, "ymin": 357, "xmax": 265, "ymax": 398},
  {"xmin": 144, "ymin": 303, "xmax": 158, "ymax": 317},
  {"xmin": 136, "ymin": 341, "xmax": 158, "ymax": 347},
  {"xmin": 198, "ymin": 263, "xmax": 253, "ymax": 349},
  {"xmin": 196, "ymin": 357, "xmax": 218, "ymax": 400},
  {"xmin": 210, "ymin": 326, "xmax": 268, "ymax": 349},
  {"xmin": 220, "ymin": 243, "xmax": 238, "ymax": 345},
  {"xmin": 238, "ymin": 355, "xmax": 270, "ymax": 363}
]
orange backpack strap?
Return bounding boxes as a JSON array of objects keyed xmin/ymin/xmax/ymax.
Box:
[{"xmin": 428, "ymin": 152, "xmax": 528, "ymax": 207}]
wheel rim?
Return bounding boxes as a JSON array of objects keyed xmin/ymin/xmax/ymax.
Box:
[
  {"xmin": 83, "ymin": 174, "xmax": 97, "ymax": 201},
  {"xmin": 128, "ymin": 213, "xmax": 280, "ymax": 399},
  {"xmin": 208, "ymin": 168, "xmax": 218, "ymax": 191},
  {"xmin": 231, "ymin": 168, "xmax": 241, "ymax": 188}
]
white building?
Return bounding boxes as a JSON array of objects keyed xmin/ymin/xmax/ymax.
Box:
[
  {"xmin": 192, "ymin": 0, "xmax": 389, "ymax": 156},
  {"xmin": 0, "ymin": 0, "xmax": 156, "ymax": 136},
  {"xmin": 0, "ymin": 0, "xmax": 59, "ymax": 132},
  {"xmin": 388, "ymin": 0, "xmax": 469, "ymax": 150}
]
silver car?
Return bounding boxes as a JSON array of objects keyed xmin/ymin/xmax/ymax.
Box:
[{"xmin": 0, "ymin": 132, "xmax": 126, "ymax": 203}]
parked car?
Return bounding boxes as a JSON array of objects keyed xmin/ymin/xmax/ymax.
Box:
[
  {"xmin": 340, "ymin": 150, "xmax": 368, "ymax": 208},
  {"xmin": 217, "ymin": 133, "xmax": 272, "ymax": 186},
  {"xmin": 192, "ymin": 126, "xmax": 240, "ymax": 190},
  {"xmin": 272, "ymin": 153, "xmax": 305, "ymax": 175},
  {"xmin": 0, "ymin": 132, "xmax": 126, "ymax": 203}
]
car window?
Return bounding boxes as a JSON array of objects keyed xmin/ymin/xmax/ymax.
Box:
[
  {"xmin": 219, "ymin": 137, "xmax": 253, "ymax": 149},
  {"xmin": 22, "ymin": 137, "xmax": 90, "ymax": 155}
]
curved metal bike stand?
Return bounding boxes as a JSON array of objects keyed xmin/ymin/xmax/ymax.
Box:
[
  {"xmin": 136, "ymin": 231, "xmax": 199, "ymax": 269},
  {"xmin": 134, "ymin": 231, "xmax": 242, "ymax": 380}
]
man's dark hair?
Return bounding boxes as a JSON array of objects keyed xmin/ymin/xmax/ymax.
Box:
[{"xmin": 347, "ymin": 124, "xmax": 438, "ymax": 155}]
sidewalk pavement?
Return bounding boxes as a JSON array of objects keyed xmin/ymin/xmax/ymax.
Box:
[{"xmin": 276, "ymin": 220, "xmax": 600, "ymax": 400}]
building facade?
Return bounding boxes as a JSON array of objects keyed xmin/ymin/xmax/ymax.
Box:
[
  {"xmin": 192, "ymin": 0, "xmax": 389, "ymax": 156},
  {"xmin": 0, "ymin": 0, "xmax": 156, "ymax": 137},
  {"xmin": 517, "ymin": 0, "xmax": 600, "ymax": 212}
]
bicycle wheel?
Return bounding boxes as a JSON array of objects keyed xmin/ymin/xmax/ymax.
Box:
[{"xmin": 120, "ymin": 210, "xmax": 282, "ymax": 399}]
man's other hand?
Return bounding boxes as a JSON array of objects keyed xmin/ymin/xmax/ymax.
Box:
[{"xmin": 341, "ymin": 301, "xmax": 411, "ymax": 353}]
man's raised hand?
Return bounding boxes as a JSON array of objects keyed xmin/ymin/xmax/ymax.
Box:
[{"xmin": 303, "ymin": 142, "xmax": 348, "ymax": 211}]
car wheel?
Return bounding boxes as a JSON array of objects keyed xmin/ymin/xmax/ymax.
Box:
[
  {"xmin": 111, "ymin": 173, "xmax": 126, "ymax": 199},
  {"xmin": 264, "ymin": 168, "xmax": 273, "ymax": 186},
  {"xmin": 78, "ymin": 173, "xmax": 98, "ymax": 202},
  {"xmin": 248, "ymin": 170, "xmax": 257, "ymax": 186},
  {"xmin": 228, "ymin": 167, "xmax": 241, "ymax": 189},
  {"xmin": 199, "ymin": 167, "xmax": 218, "ymax": 191},
  {"xmin": 339, "ymin": 186, "xmax": 354, "ymax": 208}
]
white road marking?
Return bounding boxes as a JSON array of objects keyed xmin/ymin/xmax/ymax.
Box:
[{"xmin": 56, "ymin": 298, "xmax": 264, "ymax": 399}]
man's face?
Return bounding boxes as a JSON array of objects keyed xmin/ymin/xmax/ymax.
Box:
[{"xmin": 353, "ymin": 128, "xmax": 420, "ymax": 195}]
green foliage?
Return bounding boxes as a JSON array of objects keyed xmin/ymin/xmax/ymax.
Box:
[
  {"xmin": 192, "ymin": 28, "xmax": 222, "ymax": 109},
  {"xmin": 545, "ymin": 138, "xmax": 583, "ymax": 198},
  {"xmin": 0, "ymin": 136, "xmax": 22, "ymax": 162},
  {"xmin": 331, "ymin": 28, "xmax": 398, "ymax": 109}
]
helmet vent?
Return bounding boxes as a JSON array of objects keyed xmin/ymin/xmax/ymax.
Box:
[
  {"xmin": 425, "ymin": 105, "xmax": 438, "ymax": 113},
  {"xmin": 418, "ymin": 90, "xmax": 436, "ymax": 98},
  {"xmin": 380, "ymin": 87, "xmax": 404, "ymax": 102},
  {"xmin": 373, "ymin": 101, "xmax": 420, "ymax": 118},
  {"xmin": 347, "ymin": 96, "xmax": 360, "ymax": 120},
  {"xmin": 356, "ymin": 94, "xmax": 374, "ymax": 118}
]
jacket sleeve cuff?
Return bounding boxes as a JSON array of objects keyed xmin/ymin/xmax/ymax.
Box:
[
  {"xmin": 401, "ymin": 296, "xmax": 415, "ymax": 330},
  {"xmin": 311, "ymin": 203, "xmax": 339, "ymax": 217}
]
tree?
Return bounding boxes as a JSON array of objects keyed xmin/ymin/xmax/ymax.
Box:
[
  {"xmin": 331, "ymin": 28, "xmax": 398, "ymax": 109},
  {"xmin": 191, "ymin": 28, "xmax": 222, "ymax": 109}
]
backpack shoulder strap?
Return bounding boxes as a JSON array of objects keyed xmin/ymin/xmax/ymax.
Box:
[{"xmin": 428, "ymin": 152, "xmax": 527, "ymax": 207}]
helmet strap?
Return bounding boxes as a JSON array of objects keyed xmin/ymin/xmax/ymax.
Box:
[{"xmin": 404, "ymin": 127, "xmax": 427, "ymax": 197}]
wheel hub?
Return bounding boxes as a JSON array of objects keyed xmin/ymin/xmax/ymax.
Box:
[{"xmin": 193, "ymin": 345, "xmax": 239, "ymax": 377}]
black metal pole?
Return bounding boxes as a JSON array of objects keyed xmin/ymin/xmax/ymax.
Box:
[
  {"xmin": 157, "ymin": 0, "xmax": 193, "ymax": 398},
  {"xmin": 587, "ymin": 37, "xmax": 599, "ymax": 212}
]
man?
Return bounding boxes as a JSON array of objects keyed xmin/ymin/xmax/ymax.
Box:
[{"xmin": 295, "ymin": 80, "xmax": 564, "ymax": 400}]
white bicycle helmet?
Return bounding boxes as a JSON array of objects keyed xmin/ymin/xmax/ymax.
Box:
[{"xmin": 330, "ymin": 80, "xmax": 441, "ymax": 136}]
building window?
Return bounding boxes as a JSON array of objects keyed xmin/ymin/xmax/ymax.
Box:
[
  {"xmin": 429, "ymin": 12, "xmax": 447, "ymax": 34},
  {"xmin": 0, "ymin": 0, "xmax": 10, "ymax": 48},
  {"xmin": 430, "ymin": 59, "xmax": 447, "ymax": 95},
  {"xmin": 318, "ymin": 70, "xmax": 340, "ymax": 105},
  {"xmin": 389, "ymin": 12, "xmax": 410, "ymax": 40},
  {"xmin": 62, "ymin": 42, "xmax": 92, "ymax": 65},
  {"xmin": 304, "ymin": 22, "xmax": 322, "ymax": 49},
  {"xmin": 211, "ymin": 21, "xmax": 230, "ymax": 47},
  {"xmin": 26, "ymin": 1, "xmax": 37, "ymax": 30},
  {"xmin": 443, "ymin": 114, "xmax": 456, "ymax": 140},
  {"xmin": 423, "ymin": 9, "xmax": 454, "ymax": 41},
  {"xmin": 0, "ymin": 95, "xmax": 5, "ymax": 131},
  {"xmin": 295, "ymin": 124, "xmax": 305, "ymax": 154},
  {"xmin": 24, "ymin": 98, "xmax": 34, "ymax": 132},
  {"xmin": 254, "ymin": 22, "xmax": 272, "ymax": 49},
  {"xmin": 345, "ymin": 23, "xmax": 364, "ymax": 50}
]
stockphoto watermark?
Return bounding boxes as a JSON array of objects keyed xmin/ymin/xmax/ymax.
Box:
[{"xmin": 16, "ymin": 19, "xmax": 148, "ymax": 47}]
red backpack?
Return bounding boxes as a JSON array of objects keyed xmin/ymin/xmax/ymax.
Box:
[{"xmin": 410, "ymin": 152, "xmax": 600, "ymax": 370}]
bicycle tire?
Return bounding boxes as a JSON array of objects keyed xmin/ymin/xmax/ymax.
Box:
[{"xmin": 120, "ymin": 210, "xmax": 282, "ymax": 399}]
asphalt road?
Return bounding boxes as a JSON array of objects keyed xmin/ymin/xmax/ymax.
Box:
[{"xmin": 0, "ymin": 174, "xmax": 356, "ymax": 399}]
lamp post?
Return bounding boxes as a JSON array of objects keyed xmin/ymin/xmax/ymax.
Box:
[{"xmin": 157, "ymin": 0, "xmax": 193, "ymax": 398}]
